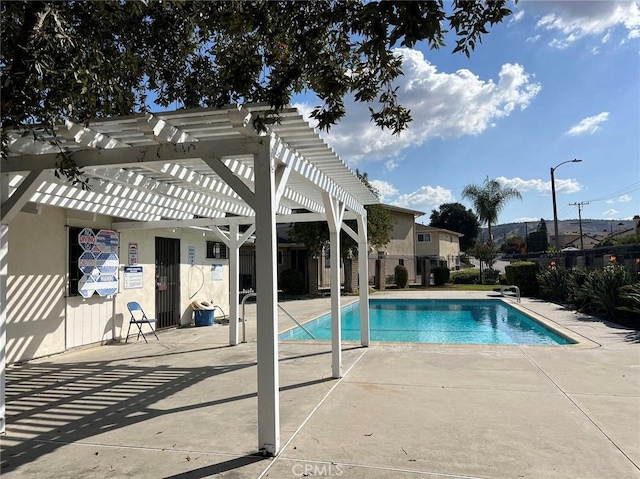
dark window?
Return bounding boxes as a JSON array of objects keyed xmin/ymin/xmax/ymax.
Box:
[
  {"xmin": 68, "ymin": 226, "xmax": 92, "ymax": 297},
  {"xmin": 206, "ymin": 241, "xmax": 228, "ymax": 259},
  {"xmin": 278, "ymin": 250, "xmax": 283, "ymax": 265},
  {"xmin": 399, "ymin": 259, "xmax": 404, "ymax": 266}
]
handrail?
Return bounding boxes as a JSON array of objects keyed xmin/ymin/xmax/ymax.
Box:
[
  {"xmin": 499, "ymin": 285, "xmax": 521, "ymax": 303},
  {"xmin": 240, "ymin": 292, "xmax": 256, "ymax": 343},
  {"xmin": 240, "ymin": 292, "xmax": 316, "ymax": 342},
  {"xmin": 278, "ymin": 304, "xmax": 316, "ymax": 340}
]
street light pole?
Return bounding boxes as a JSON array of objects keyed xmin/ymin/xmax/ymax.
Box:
[{"xmin": 551, "ymin": 159, "xmax": 582, "ymax": 250}]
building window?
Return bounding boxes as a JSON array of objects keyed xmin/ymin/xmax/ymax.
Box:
[
  {"xmin": 399, "ymin": 259, "xmax": 404, "ymax": 266},
  {"xmin": 417, "ymin": 233, "xmax": 431, "ymax": 243},
  {"xmin": 67, "ymin": 226, "xmax": 87, "ymax": 297},
  {"xmin": 206, "ymin": 241, "xmax": 228, "ymax": 259},
  {"xmin": 278, "ymin": 250, "xmax": 283, "ymax": 265}
]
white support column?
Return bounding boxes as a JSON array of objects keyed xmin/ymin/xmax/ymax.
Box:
[
  {"xmin": 0, "ymin": 174, "xmax": 8, "ymax": 433},
  {"xmin": 228, "ymin": 223, "xmax": 240, "ymax": 346},
  {"xmin": 254, "ymin": 141, "xmax": 280, "ymax": 456},
  {"xmin": 322, "ymin": 193, "xmax": 345, "ymax": 378},
  {"xmin": 357, "ymin": 214, "xmax": 370, "ymax": 347}
]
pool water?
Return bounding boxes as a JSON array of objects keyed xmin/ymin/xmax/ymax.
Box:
[{"xmin": 279, "ymin": 299, "xmax": 573, "ymax": 345}]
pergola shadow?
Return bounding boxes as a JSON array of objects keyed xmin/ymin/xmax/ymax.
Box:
[{"xmin": 1, "ymin": 346, "xmax": 340, "ymax": 476}]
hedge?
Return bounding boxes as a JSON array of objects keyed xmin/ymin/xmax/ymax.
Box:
[
  {"xmin": 432, "ymin": 266, "xmax": 450, "ymax": 286},
  {"xmin": 394, "ymin": 264, "xmax": 408, "ymax": 288},
  {"xmin": 504, "ymin": 261, "xmax": 539, "ymax": 296}
]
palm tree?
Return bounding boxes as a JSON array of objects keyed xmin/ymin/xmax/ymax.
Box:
[{"xmin": 462, "ymin": 178, "xmax": 522, "ymax": 245}]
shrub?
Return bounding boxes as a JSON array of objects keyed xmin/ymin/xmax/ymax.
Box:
[
  {"xmin": 577, "ymin": 265, "xmax": 635, "ymax": 318},
  {"xmin": 537, "ymin": 266, "xmax": 570, "ymax": 301},
  {"xmin": 432, "ymin": 266, "xmax": 450, "ymax": 286},
  {"xmin": 394, "ymin": 264, "xmax": 408, "ymax": 288},
  {"xmin": 482, "ymin": 268, "xmax": 500, "ymax": 285},
  {"xmin": 505, "ymin": 261, "xmax": 539, "ymax": 296},
  {"xmin": 567, "ymin": 269, "xmax": 589, "ymax": 310},
  {"xmin": 279, "ymin": 268, "xmax": 305, "ymax": 295},
  {"xmin": 451, "ymin": 269, "xmax": 480, "ymax": 284}
]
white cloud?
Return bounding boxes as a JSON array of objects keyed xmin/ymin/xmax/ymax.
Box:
[
  {"xmin": 606, "ymin": 199, "xmax": 615, "ymax": 204},
  {"xmin": 514, "ymin": 217, "xmax": 542, "ymax": 223},
  {"xmin": 509, "ymin": 10, "xmax": 525, "ymax": 26},
  {"xmin": 496, "ymin": 176, "xmax": 583, "ymax": 194},
  {"xmin": 603, "ymin": 208, "xmax": 620, "ymax": 217},
  {"xmin": 566, "ymin": 112, "xmax": 609, "ymax": 136},
  {"xmin": 369, "ymin": 180, "xmax": 398, "ymax": 203},
  {"xmin": 296, "ymin": 48, "xmax": 541, "ymax": 162},
  {"xmin": 531, "ymin": 1, "xmax": 640, "ymax": 47},
  {"xmin": 392, "ymin": 186, "xmax": 455, "ymax": 212},
  {"xmin": 385, "ymin": 159, "xmax": 399, "ymax": 172},
  {"xmin": 619, "ymin": 194, "xmax": 632, "ymax": 203},
  {"xmin": 526, "ymin": 34, "xmax": 541, "ymax": 43}
]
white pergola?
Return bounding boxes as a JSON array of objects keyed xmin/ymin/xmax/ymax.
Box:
[{"xmin": 0, "ymin": 104, "xmax": 377, "ymax": 455}]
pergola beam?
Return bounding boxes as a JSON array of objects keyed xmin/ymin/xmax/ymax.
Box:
[{"xmin": 2, "ymin": 138, "xmax": 262, "ymax": 173}]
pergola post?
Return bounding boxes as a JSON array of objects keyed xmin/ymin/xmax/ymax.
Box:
[
  {"xmin": 228, "ymin": 223, "xmax": 240, "ymax": 346},
  {"xmin": 254, "ymin": 141, "xmax": 280, "ymax": 456},
  {"xmin": 0, "ymin": 173, "xmax": 9, "ymax": 433},
  {"xmin": 323, "ymin": 193, "xmax": 345, "ymax": 378},
  {"xmin": 357, "ymin": 214, "xmax": 370, "ymax": 347}
]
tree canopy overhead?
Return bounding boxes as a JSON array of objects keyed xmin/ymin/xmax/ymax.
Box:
[{"xmin": 1, "ymin": 0, "xmax": 513, "ymax": 167}]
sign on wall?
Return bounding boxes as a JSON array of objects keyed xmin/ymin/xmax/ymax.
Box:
[
  {"xmin": 188, "ymin": 246, "xmax": 196, "ymax": 266},
  {"xmin": 211, "ymin": 264, "xmax": 223, "ymax": 281},
  {"xmin": 77, "ymin": 228, "xmax": 120, "ymax": 298},
  {"xmin": 124, "ymin": 266, "xmax": 143, "ymax": 289},
  {"xmin": 128, "ymin": 243, "xmax": 138, "ymax": 265}
]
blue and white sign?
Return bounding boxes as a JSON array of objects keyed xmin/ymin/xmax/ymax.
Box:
[
  {"xmin": 96, "ymin": 252, "xmax": 119, "ymax": 275},
  {"xmin": 95, "ymin": 274, "xmax": 118, "ymax": 297},
  {"xmin": 78, "ymin": 251, "xmax": 97, "ymax": 276},
  {"xmin": 96, "ymin": 229, "xmax": 119, "ymax": 253},
  {"xmin": 78, "ymin": 228, "xmax": 96, "ymax": 252},
  {"xmin": 78, "ymin": 274, "xmax": 97, "ymax": 298},
  {"xmin": 124, "ymin": 266, "xmax": 143, "ymax": 289}
]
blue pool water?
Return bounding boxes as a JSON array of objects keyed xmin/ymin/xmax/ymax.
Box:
[{"xmin": 279, "ymin": 299, "xmax": 573, "ymax": 345}]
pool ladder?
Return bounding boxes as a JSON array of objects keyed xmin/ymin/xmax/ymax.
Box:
[
  {"xmin": 240, "ymin": 293, "xmax": 316, "ymax": 343},
  {"xmin": 499, "ymin": 285, "xmax": 521, "ymax": 303}
]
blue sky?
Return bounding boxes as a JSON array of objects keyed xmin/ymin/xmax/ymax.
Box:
[{"xmin": 292, "ymin": 1, "xmax": 640, "ymax": 225}]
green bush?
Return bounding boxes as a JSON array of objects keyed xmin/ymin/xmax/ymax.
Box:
[
  {"xmin": 577, "ymin": 265, "xmax": 635, "ymax": 318},
  {"xmin": 567, "ymin": 269, "xmax": 589, "ymax": 310},
  {"xmin": 279, "ymin": 268, "xmax": 305, "ymax": 295},
  {"xmin": 482, "ymin": 268, "xmax": 500, "ymax": 285},
  {"xmin": 505, "ymin": 261, "xmax": 539, "ymax": 296},
  {"xmin": 537, "ymin": 266, "xmax": 570, "ymax": 301},
  {"xmin": 432, "ymin": 266, "xmax": 450, "ymax": 286},
  {"xmin": 451, "ymin": 269, "xmax": 480, "ymax": 284},
  {"xmin": 394, "ymin": 264, "xmax": 408, "ymax": 288}
]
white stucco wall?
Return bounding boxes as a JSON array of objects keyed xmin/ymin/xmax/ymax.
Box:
[{"xmin": 6, "ymin": 205, "xmax": 230, "ymax": 364}]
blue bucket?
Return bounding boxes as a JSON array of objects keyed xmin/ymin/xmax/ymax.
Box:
[{"xmin": 194, "ymin": 309, "xmax": 215, "ymax": 327}]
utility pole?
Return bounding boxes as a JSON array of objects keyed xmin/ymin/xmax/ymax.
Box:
[{"xmin": 570, "ymin": 202, "xmax": 589, "ymax": 250}]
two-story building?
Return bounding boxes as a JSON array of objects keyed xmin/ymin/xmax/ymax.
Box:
[{"xmin": 415, "ymin": 224, "xmax": 464, "ymax": 271}]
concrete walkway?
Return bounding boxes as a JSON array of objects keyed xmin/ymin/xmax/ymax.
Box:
[{"xmin": 1, "ymin": 292, "xmax": 639, "ymax": 478}]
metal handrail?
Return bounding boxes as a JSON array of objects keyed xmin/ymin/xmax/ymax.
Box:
[
  {"xmin": 240, "ymin": 293, "xmax": 256, "ymax": 343},
  {"xmin": 278, "ymin": 304, "xmax": 316, "ymax": 340},
  {"xmin": 500, "ymin": 285, "xmax": 521, "ymax": 303},
  {"xmin": 240, "ymin": 292, "xmax": 316, "ymax": 342}
]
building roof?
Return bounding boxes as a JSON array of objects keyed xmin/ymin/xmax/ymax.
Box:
[
  {"xmin": 415, "ymin": 223, "xmax": 465, "ymax": 237},
  {"xmin": 382, "ymin": 204, "xmax": 425, "ymax": 217}
]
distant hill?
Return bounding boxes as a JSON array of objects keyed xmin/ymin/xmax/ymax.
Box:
[{"xmin": 483, "ymin": 219, "xmax": 637, "ymax": 247}]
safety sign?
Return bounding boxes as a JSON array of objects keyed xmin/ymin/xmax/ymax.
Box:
[
  {"xmin": 78, "ymin": 251, "xmax": 97, "ymax": 276},
  {"xmin": 95, "ymin": 230, "xmax": 119, "ymax": 254},
  {"xmin": 78, "ymin": 275, "xmax": 97, "ymax": 299},
  {"xmin": 96, "ymin": 252, "xmax": 119, "ymax": 275},
  {"xmin": 78, "ymin": 228, "xmax": 96, "ymax": 252},
  {"xmin": 95, "ymin": 274, "xmax": 118, "ymax": 297}
]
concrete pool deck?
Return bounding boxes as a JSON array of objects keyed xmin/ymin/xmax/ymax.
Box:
[{"xmin": 1, "ymin": 291, "xmax": 639, "ymax": 478}]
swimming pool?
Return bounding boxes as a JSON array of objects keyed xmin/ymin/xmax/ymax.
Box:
[{"xmin": 279, "ymin": 299, "xmax": 573, "ymax": 345}]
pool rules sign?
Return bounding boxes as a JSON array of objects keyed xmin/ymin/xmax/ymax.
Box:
[{"xmin": 78, "ymin": 228, "xmax": 120, "ymax": 298}]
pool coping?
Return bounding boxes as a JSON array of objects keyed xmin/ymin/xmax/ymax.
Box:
[{"xmin": 278, "ymin": 296, "xmax": 600, "ymax": 349}]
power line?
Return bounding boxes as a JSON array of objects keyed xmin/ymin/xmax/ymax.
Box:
[
  {"xmin": 569, "ymin": 202, "xmax": 589, "ymax": 250},
  {"xmin": 583, "ymin": 181, "xmax": 640, "ymax": 203}
]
